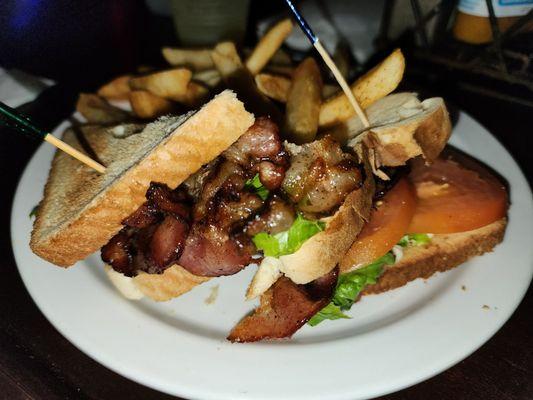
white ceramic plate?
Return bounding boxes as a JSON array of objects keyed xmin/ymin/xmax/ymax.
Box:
[{"xmin": 11, "ymin": 112, "xmax": 533, "ymax": 400}]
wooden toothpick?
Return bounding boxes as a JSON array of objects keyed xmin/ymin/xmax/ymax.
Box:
[
  {"xmin": 0, "ymin": 101, "xmax": 106, "ymax": 173},
  {"xmin": 44, "ymin": 133, "xmax": 106, "ymax": 173},
  {"xmin": 283, "ymin": 0, "xmax": 370, "ymax": 127}
]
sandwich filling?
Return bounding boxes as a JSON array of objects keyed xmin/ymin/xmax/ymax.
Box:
[{"xmin": 101, "ymin": 117, "xmax": 363, "ymax": 278}]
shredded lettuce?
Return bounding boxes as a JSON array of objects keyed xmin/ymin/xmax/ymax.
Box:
[
  {"xmin": 334, "ymin": 252, "xmax": 394, "ymax": 310},
  {"xmin": 308, "ymin": 303, "xmax": 349, "ymax": 326},
  {"xmin": 252, "ymin": 214, "xmax": 326, "ymax": 257},
  {"xmin": 308, "ymin": 233, "xmax": 433, "ymax": 326},
  {"xmin": 29, "ymin": 205, "xmax": 39, "ymax": 219},
  {"xmin": 398, "ymin": 233, "xmax": 431, "ymax": 247},
  {"xmin": 244, "ymin": 174, "xmax": 269, "ymax": 200},
  {"xmin": 308, "ymin": 252, "xmax": 394, "ymax": 326}
]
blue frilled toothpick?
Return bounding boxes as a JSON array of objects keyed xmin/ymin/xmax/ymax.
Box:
[{"xmin": 283, "ymin": 0, "xmax": 370, "ymax": 127}]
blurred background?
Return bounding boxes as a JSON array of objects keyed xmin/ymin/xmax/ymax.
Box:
[{"xmin": 0, "ymin": 0, "xmax": 531, "ymax": 177}]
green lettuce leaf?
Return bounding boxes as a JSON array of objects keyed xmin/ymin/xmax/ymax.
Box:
[
  {"xmin": 398, "ymin": 233, "xmax": 431, "ymax": 247},
  {"xmin": 308, "ymin": 303, "xmax": 349, "ymax": 326},
  {"xmin": 244, "ymin": 174, "xmax": 269, "ymax": 200},
  {"xmin": 29, "ymin": 205, "xmax": 39, "ymax": 219},
  {"xmin": 333, "ymin": 252, "xmax": 395, "ymax": 311},
  {"xmin": 252, "ymin": 214, "xmax": 325, "ymax": 257},
  {"xmin": 308, "ymin": 252, "xmax": 394, "ymax": 326},
  {"xmin": 308, "ymin": 233, "xmax": 432, "ymax": 327}
]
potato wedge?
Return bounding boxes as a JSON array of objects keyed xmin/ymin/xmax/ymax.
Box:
[
  {"xmin": 76, "ymin": 93, "xmax": 130, "ymax": 124},
  {"xmin": 162, "ymin": 47, "xmax": 214, "ymax": 71},
  {"xmin": 181, "ymin": 82, "xmax": 209, "ymax": 107},
  {"xmin": 211, "ymin": 41, "xmax": 243, "ymax": 76},
  {"xmin": 269, "ymin": 49, "xmax": 292, "ymax": 66},
  {"xmin": 255, "ymin": 73, "xmax": 291, "ymax": 102},
  {"xmin": 97, "ymin": 75, "xmax": 132, "ymax": 100},
  {"xmin": 322, "ymin": 84, "xmax": 339, "ymax": 99},
  {"xmin": 212, "ymin": 41, "xmax": 282, "ymax": 124},
  {"xmin": 263, "ymin": 64, "xmax": 294, "ymax": 76},
  {"xmin": 319, "ymin": 49, "xmax": 405, "ymax": 128},
  {"xmin": 245, "ymin": 19, "xmax": 293, "ymax": 75},
  {"xmin": 192, "ymin": 69, "xmax": 221, "ymax": 88},
  {"xmin": 284, "ymin": 58, "xmax": 322, "ymax": 144},
  {"xmin": 255, "ymin": 74, "xmax": 338, "ymax": 103},
  {"xmin": 137, "ymin": 65, "xmax": 156, "ymax": 73},
  {"xmin": 129, "ymin": 68, "xmax": 192, "ymax": 101},
  {"xmin": 129, "ymin": 90, "xmax": 174, "ymax": 119}
]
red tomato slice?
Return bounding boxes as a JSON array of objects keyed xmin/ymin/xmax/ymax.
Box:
[
  {"xmin": 340, "ymin": 178, "xmax": 417, "ymax": 271},
  {"xmin": 407, "ymin": 153, "xmax": 508, "ymax": 234}
]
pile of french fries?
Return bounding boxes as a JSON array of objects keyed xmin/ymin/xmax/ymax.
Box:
[{"xmin": 78, "ymin": 18, "xmax": 406, "ymax": 145}]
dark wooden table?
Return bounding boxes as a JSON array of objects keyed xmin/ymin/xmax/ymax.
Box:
[{"xmin": 0, "ymin": 81, "xmax": 531, "ymax": 400}]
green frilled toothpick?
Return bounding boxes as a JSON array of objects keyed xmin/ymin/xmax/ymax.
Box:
[{"xmin": 0, "ymin": 101, "xmax": 106, "ymax": 173}]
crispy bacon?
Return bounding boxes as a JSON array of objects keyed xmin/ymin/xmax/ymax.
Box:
[
  {"xmin": 223, "ymin": 117, "xmax": 283, "ymax": 164},
  {"xmin": 257, "ymin": 161, "xmax": 285, "ymax": 190},
  {"xmin": 193, "ymin": 161, "xmax": 244, "ymax": 221},
  {"xmin": 212, "ymin": 192, "xmax": 264, "ymax": 231},
  {"xmin": 101, "ymin": 230, "xmax": 134, "ymax": 276},
  {"xmin": 282, "ymin": 137, "xmax": 362, "ymax": 213},
  {"xmin": 122, "ymin": 203, "xmax": 159, "ymax": 228},
  {"xmin": 148, "ymin": 216, "xmax": 189, "ymax": 271},
  {"xmin": 178, "ymin": 224, "xmax": 254, "ymax": 277},
  {"xmin": 146, "ymin": 183, "xmax": 191, "ymax": 219},
  {"xmin": 227, "ymin": 267, "xmax": 339, "ymax": 342},
  {"xmin": 224, "ymin": 117, "xmax": 289, "ymax": 191},
  {"xmin": 246, "ymin": 195, "xmax": 295, "ymax": 236},
  {"xmin": 103, "ymin": 182, "xmax": 193, "ymax": 275}
]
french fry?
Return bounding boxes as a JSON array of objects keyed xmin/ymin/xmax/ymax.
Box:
[
  {"xmin": 76, "ymin": 93, "xmax": 130, "ymax": 124},
  {"xmin": 129, "ymin": 90, "xmax": 174, "ymax": 119},
  {"xmin": 255, "ymin": 74, "xmax": 339, "ymax": 103},
  {"xmin": 211, "ymin": 42, "xmax": 244, "ymax": 76},
  {"xmin": 322, "ymin": 84, "xmax": 339, "ymax": 99},
  {"xmin": 269, "ymin": 49, "xmax": 292, "ymax": 66},
  {"xmin": 284, "ymin": 58, "xmax": 322, "ymax": 144},
  {"xmin": 319, "ymin": 49, "xmax": 405, "ymax": 128},
  {"xmin": 245, "ymin": 19, "xmax": 293, "ymax": 75},
  {"xmin": 212, "ymin": 42, "xmax": 282, "ymax": 124},
  {"xmin": 137, "ymin": 65, "xmax": 156, "ymax": 73},
  {"xmin": 192, "ymin": 69, "xmax": 221, "ymax": 88},
  {"xmin": 181, "ymin": 82, "xmax": 209, "ymax": 107},
  {"xmin": 162, "ymin": 47, "xmax": 214, "ymax": 71},
  {"xmin": 263, "ymin": 64, "xmax": 294, "ymax": 76},
  {"xmin": 97, "ymin": 75, "xmax": 132, "ymax": 100},
  {"xmin": 332, "ymin": 42, "xmax": 351, "ymax": 80},
  {"xmin": 129, "ymin": 68, "xmax": 192, "ymax": 101},
  {"xmin": 255, "ymin": 73, "xmax": 291, "ymax": 102}
]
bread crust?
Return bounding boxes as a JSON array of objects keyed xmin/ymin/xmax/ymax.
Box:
[
  {"xmin": 31, "ymin": 91, "xmax": 254, "ymax": 266},
  {"xmin": 362, "ymin": 97, "xmax": 451, "ymax": 167},
  {"xmin": 362, "ymin": 218, "xmax": 507, "ymax": 295},
  {"xmin": 133, "ymin": 265, "xmax": 210, "ymax": 301}
]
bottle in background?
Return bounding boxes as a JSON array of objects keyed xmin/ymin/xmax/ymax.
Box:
[{"xmin": 453, "ymin": 0, "xmax": 533, "ymax": 44}]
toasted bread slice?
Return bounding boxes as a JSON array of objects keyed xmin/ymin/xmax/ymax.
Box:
[
  {"xmin": 133, "ymin": 265, "xmax": 210, "ymax": 301},
  {"xmin": 31, "ymin": 90, "xmax": 255, "ymax": 266},
  {"xmin": 329, "ymin": 93, "xmax": 451, "ymax": 168},
  {"xmin": 361, "ymin": 218, "xmax": 507, "ymax": 295}
]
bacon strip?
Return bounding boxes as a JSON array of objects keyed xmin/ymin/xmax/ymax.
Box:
[{"xmin": 227, "ymin": 267, "xmax": 338, "ymax": 342}]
